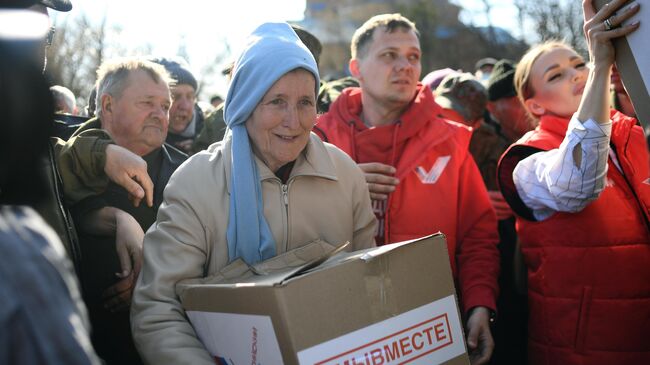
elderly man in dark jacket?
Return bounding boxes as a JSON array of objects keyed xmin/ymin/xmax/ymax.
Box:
[{"xmin": 70, "ymin": 57, "xmax": 186, "ymax": 365}]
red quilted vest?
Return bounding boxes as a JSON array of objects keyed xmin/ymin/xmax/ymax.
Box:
[{"xmin": 498, "ymin": 111, "xmax": 650, "ymax": 364}]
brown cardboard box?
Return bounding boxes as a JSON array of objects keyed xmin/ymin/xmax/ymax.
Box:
[{"xmin": 180, "ymin": 234, "xmax": 469, "ymax": 365}]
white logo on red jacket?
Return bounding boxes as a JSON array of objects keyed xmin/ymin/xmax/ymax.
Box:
[{"xmin": 416, "ymin": 156, "xmax": 451, "ymax": 184}]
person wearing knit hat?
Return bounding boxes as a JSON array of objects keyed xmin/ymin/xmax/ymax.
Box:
[
  {"xmin": 131, "ymin": 22, "xmax": 376, "ymax": 364},
  {"xmin": 149, "ymin": 56, "xmax": 198, "ymax": 91},
  {"xmin": 486, "ymin": 59, "xmax": 534, "ymax": 142},
  {"xmin": 486, "ymin": 59, "xmax": 516, "ymax": 101},
  {"xmin": 148, "ymin": 56, "xmax": 203, "ymax": 154}
]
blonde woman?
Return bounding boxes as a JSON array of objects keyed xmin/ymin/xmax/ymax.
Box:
[{"xmin": 497, "ymin": 0, "xmax": 650, "ymax": 364}]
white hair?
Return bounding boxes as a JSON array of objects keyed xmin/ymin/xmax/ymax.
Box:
[{"xmin": 95, "ymin": 57, "xmax": 173, "ymax": 119}]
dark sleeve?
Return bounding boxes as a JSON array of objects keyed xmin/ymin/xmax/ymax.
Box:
[
  {"xmin": 456, "ymin": 149, "xmax": 500, "ymax": 313},
  {"xmin": 497, "ymin": 145, "xmax": 544, "ymax": 221},
  {"xmin": 71, "ymin": 194, "xmax": 110, "ymax": 227}
]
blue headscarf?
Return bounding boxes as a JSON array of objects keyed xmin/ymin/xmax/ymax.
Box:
[{"xmin": 223, "ymin": 22, "xmax": 320, "ymax": 265}]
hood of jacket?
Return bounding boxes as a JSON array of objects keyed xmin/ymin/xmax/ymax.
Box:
[{"xmin": 320, "ymin": 83, "xmax": 466, "ymax": 180}]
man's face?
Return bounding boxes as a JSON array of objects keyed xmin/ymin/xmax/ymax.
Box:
[
  {"xmin": 487, "ymin": 96, "xmax": 533, "ymax": 142},
  {"xmin": 102, "ymin": 69, "xmax": 171, "ymax": 156},
  {"xmin": 351, "ymin": 27, "xmax": 421, "ymax": 109},
  {"xmin": 169, "ymin": 83, "xmax": 196, "ymax": 134}
]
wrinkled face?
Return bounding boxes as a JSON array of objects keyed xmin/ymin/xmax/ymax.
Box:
[
  {"xmin": 102, "ymin": 69, "xmax": 171, "ymax": 156},
  {"xmin": 526, "ymin": 47, "xmax": 588, "ymax": 118},
  {"xmin": 487, "ymin": 96, "xmax": 533, "ymax": 141},
  {"xmin": 351, "ymin": 27, "xmax": 421, "ymax": 108},
  {"xmin": 246, "ymin": 68, "xmax": 316, "ymax": 172},
  {"xmin": 169, "ymin": 83, "xmax": 196, "ymax": 134}
]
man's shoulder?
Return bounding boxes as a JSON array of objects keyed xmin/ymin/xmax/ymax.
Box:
[
  {"xmin": 314, "ymin": 108, "xmax": 348, "ymax": 143},
  {"xmin": 52, "ymin": 114, "xmax": 90, "ymax": 140},
  {"xmin": 417, "ymin": 114, "xmax": 473, "ymax": 146},
  {"xmin": 204, "ymin": 104, "xmax": 225, "ymax": 125},
  {"xmin": 67, "ymin": 116, "xmax": 102, "ymax": 139}
]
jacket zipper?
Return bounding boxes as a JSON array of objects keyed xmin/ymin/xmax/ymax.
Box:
[{"xmin": 281, "ymin": 183, "xmax": 289, "ymax": 252}]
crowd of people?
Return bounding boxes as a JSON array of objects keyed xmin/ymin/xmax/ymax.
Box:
[{"xmin": 0, "ymin": 0, "xmax": 648, "ymax": 364}]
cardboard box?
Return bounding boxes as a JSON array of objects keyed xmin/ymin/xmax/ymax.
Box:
[{"xmin": 180, "ymin": 234, "xmax": 469, "ymax": 365}]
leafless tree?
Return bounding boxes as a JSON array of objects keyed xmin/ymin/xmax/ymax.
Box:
[
  {"xmin": 46, "ymin": 13, "xmax": 110, "ymax": 108},
  {"xmin": 195, "ymin": 40, "xmax": 232, "ymax": 99},
  {"xmin": 398, "ymin": 0, "xmax": 527, "ymax": 73},
  {"xmin": 519, "ymin": 0, "xmax": 586, "ymax": 54}
]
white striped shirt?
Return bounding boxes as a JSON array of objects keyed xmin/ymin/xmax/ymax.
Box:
[{"xmin": 513, "ymin": 115, "xmax": 613, "ymax": 221}]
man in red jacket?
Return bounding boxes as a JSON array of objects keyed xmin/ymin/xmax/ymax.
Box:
[{"xmin": 315, "ymin": 14, "xmax": 499, "ymax": 365}]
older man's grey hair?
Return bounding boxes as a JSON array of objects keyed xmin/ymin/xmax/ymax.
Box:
[{"xmin": 95, "ymin": 57, "xmax": 173, "ymax": 119}]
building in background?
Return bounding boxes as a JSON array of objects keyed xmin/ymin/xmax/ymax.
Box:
[{"xmin": 300, "ymin": 0, "xmax": 526, "ymax": 79}]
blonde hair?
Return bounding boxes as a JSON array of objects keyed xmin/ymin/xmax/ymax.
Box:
[{"xmin": 514, "ymin": 40, "xmax": 575, "ymax": 109}]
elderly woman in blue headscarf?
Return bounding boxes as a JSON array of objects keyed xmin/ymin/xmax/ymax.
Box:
[{"xmin": 130, "ymin": 23, "xmax": 377, "ymax": 364}]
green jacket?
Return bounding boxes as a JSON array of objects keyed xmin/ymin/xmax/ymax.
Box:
[
  {"xmin": 54, "ymin": 129, "xmax": 113, "ymax": 205},
  {"xmin": 317, "ymin": 76, "xmax": 359, "ymax": 113},
  {"xmin": 192, "ymin": 104, "xmax": 226, "ymax": 153}
]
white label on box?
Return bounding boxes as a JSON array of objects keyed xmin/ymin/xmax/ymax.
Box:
[
  {"xmin": 297, "ymin": 295, "xmax": 465, "ymax": 365},
  {"xmin": 186, "ymin": 311, "xmax": 283, "ymax": 365}
]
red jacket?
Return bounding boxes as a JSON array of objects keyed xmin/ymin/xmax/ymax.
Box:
[
  {"xmin": 498, "ymin": 112, "xmax": 650, "ymax": 364},
  {"xmin": 316, "ymin": 85, "xmax": 500, "ymax": 313}
]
